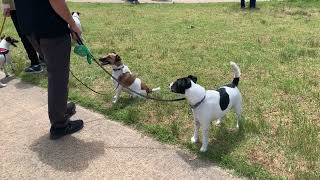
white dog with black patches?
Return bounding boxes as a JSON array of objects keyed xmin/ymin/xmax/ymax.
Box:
[
  {"xmin": 72, "ymin": 12, "xmax": 82, "ymax": 31},
  {"xmin": 0, "ymin": 36, "xmax": 19, "ymax": 88},
  {"xmin": 169, "ymin": 62, "xmax": 242, "ymax": 152}
]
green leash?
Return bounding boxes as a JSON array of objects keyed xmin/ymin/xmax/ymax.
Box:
[{"xmin": 74, "ymin": 43, "xmax": 93, "ymax": 64}]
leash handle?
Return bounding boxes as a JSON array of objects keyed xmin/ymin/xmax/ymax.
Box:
[{"xmin": 71, "ymin": 29, "xmax": 83, "ymax": 45}]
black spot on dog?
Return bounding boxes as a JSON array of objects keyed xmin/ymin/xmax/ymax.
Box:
[
  {"xmin": 188, "ymin": 75, "xmax": 197, "ymax": 83},
  {"xmin": 225, "ymin": 78, "xmax": 240, "ymax": 88},
  {"xmin": 216, "ymin": 87, "xmax": 230, "ymax": 111}
]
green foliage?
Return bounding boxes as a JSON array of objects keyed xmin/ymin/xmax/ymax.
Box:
[{"xmin": 7, "ymin": 1, "xmax": 320, "ymax": 179}]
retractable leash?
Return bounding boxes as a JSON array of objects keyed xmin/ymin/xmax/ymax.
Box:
[{"xmin": 71, "ymin": 32, "xmax": 186, "ymax": 102}]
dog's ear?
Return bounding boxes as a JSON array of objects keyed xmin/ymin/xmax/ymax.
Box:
[
  {"xmin": 77, "ymin": 12, "xmax": 81, "ymax": 15},
  {"xmin": 99, "ymin": 57, "xmax": 106, "ymax": 61},
  {"xmin": 0, "ymin": 35, "xmax": 4, "ymax": 40},
  {"xmin": 5, "ymin": 36, "xmax": 11, "ymax": 42},
  {"xmin": 71, "ymin": 12, "xmax": 75, "ymax": 15},
  {"xmin": 12, "ymin": 38, "xmax": 19, "ymax": 43},
  {"xmin": 99, "ymin": 57, "xmax": 110, "ymax": 65},
  {"xmin": 188, "ymin": 75, "xmax": 197, "ymax": 83},
  {"xmin": 176, "ymin": 78, "xmax": 191, "ymax": 94},
  {"xmin": 115, "ymin": 54, "xmax": 122, "ymax": 62}
]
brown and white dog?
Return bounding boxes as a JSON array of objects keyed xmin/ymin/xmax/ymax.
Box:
[{"xmin": 99, "ymin": 52, "xmax": 160, "ymax": 103}]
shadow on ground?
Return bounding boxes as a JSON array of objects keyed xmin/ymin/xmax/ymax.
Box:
[
  {"xmin": 14, "ymin": 80, "xmax": 36, "ymax": 89},
  {"xmin": 183, "ymin": 120, "xmax": 246, "ymax": 165},
  {"xmin": 176, "ymin": 150, "xmax": 216, "ymax": 170},
  {"xmin": 30, "ymin": 135, "xmax": 105, "ymax": 172}
]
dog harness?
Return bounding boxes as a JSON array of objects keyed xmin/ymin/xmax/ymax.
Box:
[{"xmin": 190, "ymin": 95, "xmax": 206, "ymax": 109}]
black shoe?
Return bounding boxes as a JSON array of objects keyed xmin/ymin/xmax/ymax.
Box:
[
  {"xmin": 50, "ymin": 120, "xmax": 84, "ymax": 140},
  {"xmin": 66, "ymin": 102, "xmax": 76, "ymax": 118},
  {"xmin": 24, "ymin": 64, "xmax": 43, "ymax": 74}
]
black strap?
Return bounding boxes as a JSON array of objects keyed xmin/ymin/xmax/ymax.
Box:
[{"xmin": 190, "ymin": 95, "xmax": 206, "ymax": 109}]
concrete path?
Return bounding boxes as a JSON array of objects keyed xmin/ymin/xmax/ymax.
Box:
[{"xmin": 0, "ymin": 74, "xmax": 239, "ymax": 179}]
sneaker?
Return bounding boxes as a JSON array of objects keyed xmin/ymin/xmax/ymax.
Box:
[
  {"xmin": 66, "ymin": 102, "xmax": 76, "ymax": 119},
  {"xmin": 24, "ymin": 64, "xmax": 43, "ymax": 74},
  {"xmin": 50, "ymin": 120, "xmax": 84, "ymax": 140}
]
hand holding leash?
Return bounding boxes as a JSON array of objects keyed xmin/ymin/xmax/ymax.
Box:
[{"xmin": 70, "ymin": 23, "xmax": 82, "ymax": 43}]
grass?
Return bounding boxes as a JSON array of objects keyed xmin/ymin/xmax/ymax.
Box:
[{"xmin": 4, "ymin": 1, "xmax": 320, "ymax": 179}]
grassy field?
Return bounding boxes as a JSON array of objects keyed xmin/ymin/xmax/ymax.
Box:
[{"xmin": 4, "ymin": 1, "xmax": 320, "ymax": 179}]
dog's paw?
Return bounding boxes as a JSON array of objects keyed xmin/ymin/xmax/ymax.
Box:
[
  {"xmin": 112, "ymin": 96, "xmax": 118, "ymax": 104},
  {"xmin": 200, "ymin": 145, "xmax": 208, "ymax": 152},
  {"xmin": 191, "ymin": 136, "xmax": 198, "ymax": 144},
  {"xmin": 0, "ymin": 83, "xmax": 7, "ymax": 88},
  {"xmin": 216, "ymin": 119, "xmax": 221, "ymax": 126}
]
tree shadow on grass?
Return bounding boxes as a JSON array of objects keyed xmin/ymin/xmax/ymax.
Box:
[
  {"xmin": 105, "ymin": 97, "xmax": 143, "ymax": 125},
  {"xmin": 204, "ymin": 122, "xmax": 245, "ymax": 161},
  {"xmin": 110, "ymin": 96, "xmax": 142, "ymax": 110},
  {"xmin": 181, "ymin": 118, "xmax": 247, "ymax": 169},
  {"xmin": 19, "ymin": 72, "xmax": 47, "ymax": 87}
]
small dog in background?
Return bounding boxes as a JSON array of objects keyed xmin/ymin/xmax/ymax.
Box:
[
  {"xmin": 169, "ymin": 62, "xmax": 242, "ymax": 152},
  {"xmin": 99, "ymin": 52, "xmax": 160, "ymax": 103},
  {"xmin": 0, "ymin": 35, "xmax": 19, "ymax": 87},
  {"xmin": 72, "ymin": 12, "xmax": 82, "ymax": 39}
]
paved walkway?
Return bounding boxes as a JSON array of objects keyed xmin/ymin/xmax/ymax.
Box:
[{"xmin": 0, "ymin": 73, "xmax": 239, "ymax": 179}]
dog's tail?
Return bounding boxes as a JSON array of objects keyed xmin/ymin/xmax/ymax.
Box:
[
  {"xmin": 151, "ymin": 87, "xmax": 161, "ymax": 92},
  {"xmin": 230, "ymin": 62, "xmax": 241, "ymax": 87}
]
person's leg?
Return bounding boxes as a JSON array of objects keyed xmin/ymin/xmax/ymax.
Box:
[
  {"xmin": 27, "ymin": 34, "xmax": 83, "ymax": 139},
  {"xmin": 39, "ymin": 35, "xmax": 71, "ymax": 128},
  {"xmin": 241, "ymin": 0, "xmax": 245, "ymax": 8},
  {"xmin": 10, "ymin": 10, "xmax": 40, "ymax": 66},
  {"xmin": 250, "ymin": 0, "xmax": 256, "ymax": 9}
]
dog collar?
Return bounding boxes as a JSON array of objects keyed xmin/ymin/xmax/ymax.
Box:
[
  {"xmin": 190, "ymin": 95, "xmax": 206, "ymax": 109},
  {"xmin": 113, "ymin": 65, "xmax": 124, "ymax": 71}
]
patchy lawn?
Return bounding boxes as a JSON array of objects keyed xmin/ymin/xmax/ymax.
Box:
[{"xmin": 5, "ymin": 1, "xmax": 320, "ymax": 179}]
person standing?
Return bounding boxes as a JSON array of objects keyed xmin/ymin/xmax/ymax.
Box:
[
  {"xmin": 1, "ymin": 0, "xmax": 43, "ymax": 73},
  {"xmin": 241, "ymin": 0, "xmax": 245, "ymax": 8},
  {"xmin": 240, "ymin": 0, "xmax": 256, "ymax": 9},
  {"xmin": 14, "ymin": 0, "xmax": 84, "ymax": 140}
]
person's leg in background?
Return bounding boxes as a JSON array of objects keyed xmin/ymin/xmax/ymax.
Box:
[
  {"xmin": 10, "ymin": 10, "xmax": 43, "ymax": 73},
  {"xmin": 27, "ymin": 34, "xmax": 83, "ymax": 140},
  {"xmin": 250, "ymin": 0, "xmax": 256, "ymax": 9},
  {"xmin": 241, "ymin": 0, "xmax": 245, "ymax": 8}
]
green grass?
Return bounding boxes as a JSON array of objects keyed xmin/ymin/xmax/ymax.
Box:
[{"xmin": 5, "ymin": 1, "xmax": 320, "ymax": 179}]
